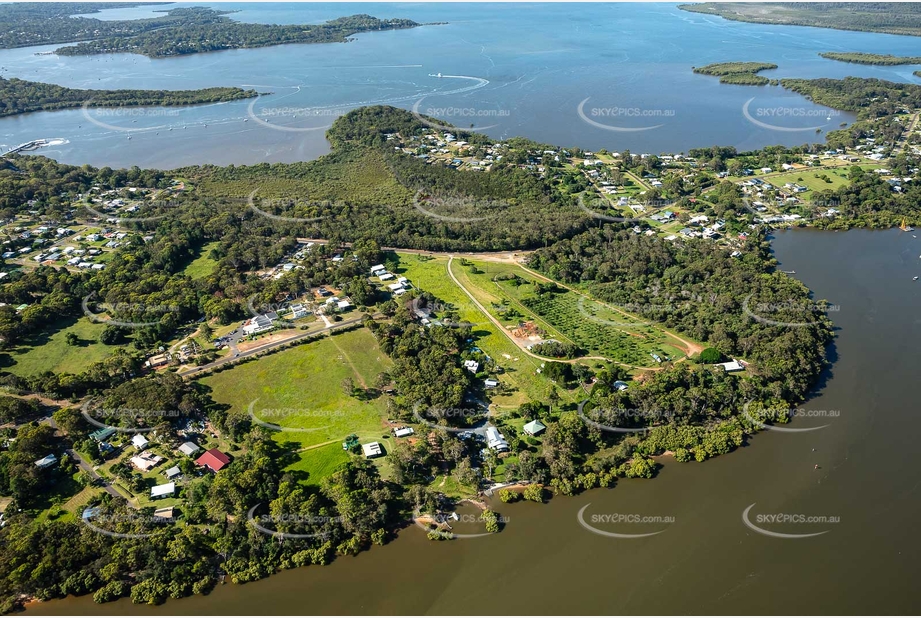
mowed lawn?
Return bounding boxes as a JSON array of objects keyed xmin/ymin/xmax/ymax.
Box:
[
  {"xmin": 5, "ymin": 317, "xmax": 113, "ymax": 376},
  {"xmin": 182, "ymin": 241, "xmax": 221, "ymax": 280},
  {"xmin": 199, "ymin": 328, "xmax": 393, "ymax": 482},
  {"xmin": 395, "ymin": 253, "xmax": 591, "ymax": 408}
]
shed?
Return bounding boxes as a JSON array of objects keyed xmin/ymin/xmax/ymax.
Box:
[
  {"xmin": 150, "ymin": 482, "xmax": 175, "ymax": 499},
  {"xmin": 178, "ymin": 441, "xmax": 201, "ymax": 457},
  {"xmin": 165, "ymin": 466, "xmax": 182, "ymax": 479},
  {"xmin": 362, "ymin": 442, "xmax": 383, "ymax": 458}
]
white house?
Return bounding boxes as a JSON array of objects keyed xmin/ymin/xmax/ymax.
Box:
[
  {"xmin": 150, "ymin": 482, "xmax": 175, "ymax": 499},
  {"xmin": 714, "ymin": 359, "xmax": 745, "ymax": 372},
  {"xmin": 131, "ymin": 434, "xmax": 149, "ymax": 450},
  {"xmin": 243, "ymin": 314, "xmax": 274, "ymax": 336},
  {"xmin": 34, "ymin": 454, "xmax": 57, "ymax": 469},
  {"xmin": 485, "ymin": 426, "xmax": 509, "ymax": 452},
  {"xmin": 178, "ymin": 441, "xmax": 200, "ymax": 457},
  {"xmin": 362, "ymin": 442, "xmax": 383, "ymax": 458},
  {"xmin": 393, "ymin": 427, "xmax": 414, "ymax": 438}
]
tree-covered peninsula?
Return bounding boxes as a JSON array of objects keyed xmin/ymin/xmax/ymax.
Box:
[{"xmin": 0, "ymin": 77, "xmax": 257, "ymax": 117}]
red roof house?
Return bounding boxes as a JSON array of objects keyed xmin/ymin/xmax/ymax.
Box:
[{"xmin": 195, "ymin": 448, "xmax": 231, "ymax": 472}]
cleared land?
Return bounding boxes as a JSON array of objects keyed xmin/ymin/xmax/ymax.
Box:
[
  {"xmin": 181, "ymin": 241, "xmax": 221, "ymax": 280},
  {"xmin": 198, "ymin": 328, "xmax": 393, "ymax": 483},
  {"xmin": 4, "ymin": 317, "xmax": 113, "ymax": 376}
]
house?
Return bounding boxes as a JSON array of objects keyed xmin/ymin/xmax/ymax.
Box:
[
  {"xmin": 130, "ymin": 451, "xmax": 163, "ymax": 471},
  {"xmin": 89, "ymin": 427, "xmax": 116, "ymax": 442},
  {"xmin": 463, "ymin": 360, "xmax": 479, "ymax": 374},
  {"xmin": 337, "ymin": 299, "xmax": 352, "ymax": 310},
  {"xmin": 393, "ymin": 427, "xmax": 415, "ymax": 438},
  {"xmin": 484, "ymin": 378, "xmax": 499, "ymax": 389},
  {"xmin": 150, "ymin": 482, "xmax": 175, "ymax": 499},
  {"xmin": 485, "ymin": 426, "xmax": 509, "ymax": 452},
  {"xmin": 165, "ymin": 465, "xmax": 182, "ymax": 479},
  {"xmin": 522, "ymin": 419, "xmax": 547, "ymax": 436},
  {"xmin": 370, "ymin": 264, "xmax": 386, "ymax": 275},
  {"xmin": 714, "ymin": 359, "xmax": 745, "ymax": 372},
  {"xmin": 34, "ymin": 454, "xmax": 57, "ymax": 469},
  {"xmin": 613, "ymin": 380, "xmax": 629, "ymax": 391},
  {"xmin": 131, "ymin": 434, "xmax": 149, "ymax": 450},
  {"xmin": 362, "ymin": 442, "xmax": 384, "ymax": 458},
  {"xmin": 178, "ymin": 441, "xmax": 201, "ymax": 457},
  {"xmin": 288, "ymin": 303, "xmax": 308, "ymax": 319},
  {"xmin": 196, "ymin": 448, "xmax": 231, "ymax": 472},
  {"xmin": 378, "ymin": 272, "xmax": 395, "ymax": 281},
  {"xmin": 242, "ymin": 314, "xmax": 274, "ymax": 336},
  {"xmin": 145, "ymin": 354, "xmax": 169, "ymax": 369}
]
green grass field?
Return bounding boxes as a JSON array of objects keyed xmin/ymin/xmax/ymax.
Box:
[
  {"xmin": 395, "ymin": 253, "xmax": 572, "ymax": 408},
  {"xmin": 4, "ymin": 317, "xmax": 114, "ymax": 376},
  {"xmin": 450, "ymin": 259, "xmax": 688, "ymax": 366},
  {"xmin": 182, "ymin": 241, "xmax": 221, "ymax": 280},
  {"xmin": 198, "ymin": 328, "xmax": 393, "ymax": 483}
]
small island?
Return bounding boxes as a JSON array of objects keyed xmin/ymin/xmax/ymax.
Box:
[
  {"xmin": 692, "ymin": 62, "xmax": 778, "ymax": 85},
  {"xmin": 53, "ymin": 10, "xmax": 423, "ymax": 58},
  {"xmin": 0, "ymin": 77, "xmax": 258, "ymax": 118},
  {"xmin": 820, "ymin": 52, "xmax": 921, "ymax": 65},
  {"xmin": 679, "ymin": 3, "xmax": 921, "ymax": 37}
]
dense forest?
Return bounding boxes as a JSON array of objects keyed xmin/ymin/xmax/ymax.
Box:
[
  {"xmin": 54, "ymin": 11, "xmax": 422, "ymax": 57},
  {"xmin": 780, "ymin": 77, "xmax": 921, "ymax": 115},
  {"xmin": 678, "ymin": 3, "xmax": 921, "ymax": 37},
  {"xmin": 692, "ymin": 62, "xmax": 778, "ymax": 86},
  {"xmin": 0, "ymin": 77, "xmax": 256, "ymax": 117},
  {"xmin": 0, "ymin": 3, "xmax": 207, "ymax": 49},
  {"xmin": 0, "ymin": 71, "xmax": 916, "ymax": 608},
  {"xmin": 819, "ymin": 52, "xmax": 921, "ymax": 65}
]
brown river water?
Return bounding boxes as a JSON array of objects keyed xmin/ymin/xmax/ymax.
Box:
[{"xmin": 27, "ymin": 228, "xmax": 921, "ymax": 614}]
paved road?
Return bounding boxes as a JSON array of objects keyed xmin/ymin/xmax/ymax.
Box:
[
  {"xmin": 178, "ymin": 313, "xmax": 373, "ymax": 378},
  {"xmin": 42, "ymin": 416, "xmax": 131, "ymax": 505}
]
